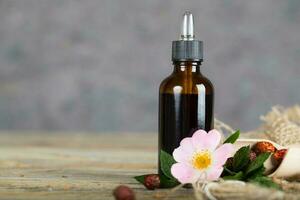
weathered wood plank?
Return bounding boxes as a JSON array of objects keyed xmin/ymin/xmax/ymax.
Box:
[{"xmin": 0, "ymin": 132, "xmax": 195, "ymax": 200}]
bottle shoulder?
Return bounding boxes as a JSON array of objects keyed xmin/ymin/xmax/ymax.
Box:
[
  {"xmin": 159, "ymin": 73, "xmax": 214, "ymax": 94},
  {"xmin": 194, "ymin": 75, "xmax": 214, "ymax": 89}
]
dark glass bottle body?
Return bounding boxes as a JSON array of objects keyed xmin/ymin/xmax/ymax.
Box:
[{"xmin": 158, "ymin": 61, "xmax": 214, "ymax": 174}]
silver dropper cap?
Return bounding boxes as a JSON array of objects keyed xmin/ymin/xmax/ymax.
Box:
[
  {"xmin": 172, "ymin": 11, "xmax": 203, "ymax": 61},
  {"xmin": 181, "ymin": 11, "xmax": 195, "ymax": 41}
]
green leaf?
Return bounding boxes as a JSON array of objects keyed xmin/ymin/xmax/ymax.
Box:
[
  {"xmin": 246, "ymin": 153, "xmax": 271, "ymax": 175},
  {"xmin": 160, "ymin": 173, "xmax": 180, "ymax": 188},
  {"xmin": 247, "ymin": 166, "xmax": 265, "ymax": 180},
  {"xmin": 223, "ymin": 171, "xmax": 244, "ymax": 181},
  {"xmin": 160, "ymin": 150, "xmax": 176, "ymax": 179},
  {"xmin": 223, "ymin": 130, "xmax": 240, "ymax": 144},
  {"xmin": 134, "ymin": 175, "xmax": 146, "ymax": 184},
  {"xmin": 232, "ymin": 146, "xmax": 250, "ymax": 172},
  {"xmin": 222, "ymin": 166, "xmax": 236, "ymax": 176},
  {"xmin": 249, "ymin": 176, "xmax": 280, "ymax": 189}
]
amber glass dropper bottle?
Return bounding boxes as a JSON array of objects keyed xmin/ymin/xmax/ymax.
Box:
[{"xmin": 158, "ymin": 11, "xmax": 214, "ymax": 174}]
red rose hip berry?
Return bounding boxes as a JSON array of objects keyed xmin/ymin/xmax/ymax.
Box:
[
  {"xmin": 113, "ymin": 185, "xmax": 135, "ymax": 200},
  {"xmin": 273, "ymin": 149, "xmax": 287, "ymax": 164},
  {"xmin": 252, "ymin": 141, "xmax": 276, "ymax": 155},
  {"xmin": 144, "ymin": 174, "xmax": 160, "ymax": 190}
]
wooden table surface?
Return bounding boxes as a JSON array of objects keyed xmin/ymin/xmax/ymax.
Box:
[{"xmin": 0, "ymin": 132, "xmax": 196, "ymax": 200}]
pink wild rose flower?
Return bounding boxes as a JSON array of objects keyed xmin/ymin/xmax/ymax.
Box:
[{"xmin": 171, "ymin": 129, "xmax": 234, "ymax": 184}]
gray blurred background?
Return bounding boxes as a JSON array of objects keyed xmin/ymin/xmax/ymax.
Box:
[{"xmin": 0, "ymin": 0, "xmax": 299, "ymax": 132}]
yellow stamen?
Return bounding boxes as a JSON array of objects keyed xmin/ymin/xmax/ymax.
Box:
[{"xmin": 192, "ymin": 151, "xmax": 212, "ymax": 170}]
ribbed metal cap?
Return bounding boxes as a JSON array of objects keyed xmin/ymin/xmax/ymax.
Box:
[{"xmin": 172, "ymin": 11, "xmax": 203, "ymax": 61}]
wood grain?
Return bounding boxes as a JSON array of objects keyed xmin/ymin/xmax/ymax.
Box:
[{"xmin": 0, "ymin": 132, "xmax": 195, "ymax": 200}]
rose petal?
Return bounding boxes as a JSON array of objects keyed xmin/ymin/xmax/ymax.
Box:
[
  {"xmin": 192, "ymin": 129, "xmax": 221, "ymax": 151},
  {"xmin": 180, "ymin": 137, "xmax": 196, "ymax": 155},
  {"xmin": 192, "ymin": 130, "xmax": 208, "ymax": 150},
  {"xmin": 171, "ymin": 163, "xmax": 196, "ymax": 184},
  {"xmin": 206, "ymin": 129, "xmax": 222, "ymax": 150},
  {"xmin": 173, "ymin": 147, "xmax": 189, "ymax": 163},
  {"xmin": 213, "ymin": 143, "xmax": 234, "ymax": 167},
  {"xmin": 206, "ymin": 167, "xmax": 223, "ymax": 181},
  {"xmin": 173, "ymin": 138, "xmax": 196, "ymax": 163}
]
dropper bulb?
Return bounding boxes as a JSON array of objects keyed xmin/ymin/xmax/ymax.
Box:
[{"xmin": 181, "ymin": 11, "xmax": 194, "ymax": 41}]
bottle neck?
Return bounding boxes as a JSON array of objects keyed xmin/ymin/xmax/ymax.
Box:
[{"xmin": 173, "ymin": 61, "xmax": 202, "ymax": 74}]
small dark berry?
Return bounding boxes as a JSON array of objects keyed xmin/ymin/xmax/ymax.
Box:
[
  {"xmin": 252, "ymin": 141, "xmax": 276, "ymax": 155},
  {"xmin": 273, "ymin": 149, "xmax": 287, "ymax": 164},
  {"xmin": 249, "ymin": 150, "xmax": 257, "ymax": 161},
  {"xmin": 144, "ymin": 174, "xmax": 160, "ymax": 190},
  {"xmin": 113, "ymin": 185, "xmax": 135, "ymax": 200}
]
